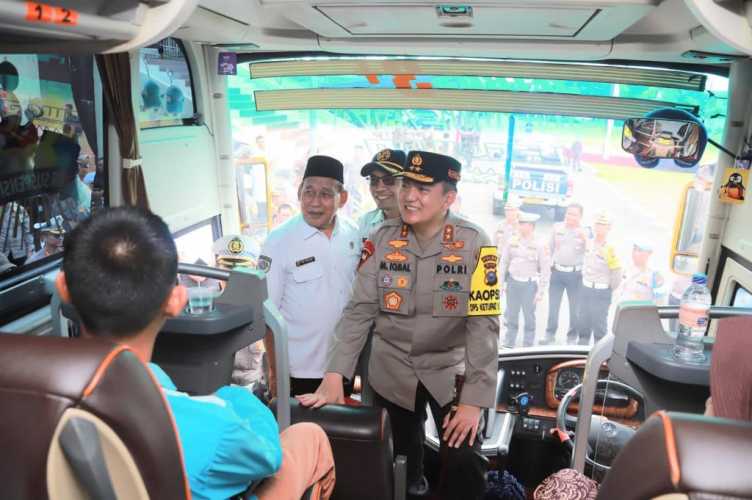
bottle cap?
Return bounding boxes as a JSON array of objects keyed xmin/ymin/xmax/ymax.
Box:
[{"xmin": 691, "ymin": 272, "xmax": 707, "ymax": 285}]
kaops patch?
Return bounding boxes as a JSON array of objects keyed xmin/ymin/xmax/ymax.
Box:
[{"xmin": 468, "ymin": 246, "xmax": 501, "ymax": 317}]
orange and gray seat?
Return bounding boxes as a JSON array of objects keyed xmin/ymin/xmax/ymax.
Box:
[
  {"xmin": 0, "ymin": 335, "xmax": 190, "ymax": 500},
  {"xmin": 597, "ymin": 410, "xmax": 752, "ymax": 500}
]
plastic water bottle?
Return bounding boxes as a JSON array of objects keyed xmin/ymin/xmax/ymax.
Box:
[{"xmin": 672, "ymin": 273, "xmax": 711, "ymax": 363}]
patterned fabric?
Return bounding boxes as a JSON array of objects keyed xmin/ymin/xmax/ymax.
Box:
[{"xmin": 533, "ymin": 468, "xmax": 598, "ymax": 500}]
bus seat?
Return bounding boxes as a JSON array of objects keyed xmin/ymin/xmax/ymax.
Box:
[
  {"xmin": 597, "ymin": 411, "xmax": 752, "ymax": 499},
  {"xmin": 271, "ymin": 398, "xmax": 406, "ymax": 500},
  {"xmin": 0, "ymin": 335, "xmax": 189, "ymax": 500}
]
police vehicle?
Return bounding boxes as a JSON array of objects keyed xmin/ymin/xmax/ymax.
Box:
[{"xmin": 1, "ymin": 1, "xmax": 752, "ymax": 499}]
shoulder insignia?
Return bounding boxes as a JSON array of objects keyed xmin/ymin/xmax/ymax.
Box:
[
  {"xmin": 605, "ymin": 246, "xmax": 621, "ymax": 269},
  {"xmin": 358, "ymin": 240, "xmax": 375, "ymax": 270},
  {"xmin": 400, "ymin": 224, "xmax": 409, "ymax": 238},
  {"xmin": 388, "ymin": 239, "xmax": 409, "ymax": 249},
  {"xmin": 442, "ymin": 224, "xmax": 455, "ymax": 243}
]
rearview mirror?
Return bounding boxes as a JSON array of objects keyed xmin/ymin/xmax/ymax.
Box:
[{"xmin": 622, "ymin": 118, "xmax": 702, "ymax": 165}]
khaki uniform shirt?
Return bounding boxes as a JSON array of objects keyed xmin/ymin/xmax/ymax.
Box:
[
  {"xmin": 494, "ymin": 221, "xmax": 519, "ymax": 255},
  {"xmin": 327, "ymin": 212, "xmax": 500, "ymax": 411},
  {"xmin": 501, "ymin": 234, "xmax": 551, "ymax": 290},
  {"xmin": 582, "ymin": 239, "xmax": 622, "ymax": 290},
  {"xmin": 620, "ymin": 267, "xmax": 665, "ymax": 302},
  {"xmin": 550, "ymin": 223, "xmax": 586, "ymax": 267}
]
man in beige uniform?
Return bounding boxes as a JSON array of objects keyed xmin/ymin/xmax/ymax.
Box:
[
  {"xmin": 501, "ymin": 211, "xmax": 550, "ymax": 348},
  {"xmin": 577, "ymin": 211, "xmax": 621, "ymax": 345},
  {"xmin": 543, "ymin": 203, "xmax": 587, "ymax": 345},
  {"xmin": 494, "ymin": 197, "xmax": 521, "ymax": 255},
  {"xmin": 299, "ymin": 151, "xmax": 499, "ymax": 500}
]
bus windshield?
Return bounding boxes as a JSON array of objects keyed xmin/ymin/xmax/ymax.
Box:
[{"xmin": 227, "ymin": 57, "xmax": 728, "ymax": 349}]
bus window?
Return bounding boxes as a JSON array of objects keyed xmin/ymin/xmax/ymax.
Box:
[
  {"xmin": 732, "ymin": 285, "xmax": 752, "ymax": 308},
  {"xmin": 0, "ymin": 53, "xmax": 103, "ymax": 281},
  {"xmin": 228, "ymin": 57, "xmax": 728, "ymax": 349},
  {"xmin": 138, "ymin": 38, "xmax": 196, "ymax": 129}
]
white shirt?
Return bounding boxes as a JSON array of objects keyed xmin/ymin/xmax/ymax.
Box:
[
  {"xmin": 356, "ymin": 208, "xmax": 385, "ymax": 244},
  {"xmin": 260, "ymin": 214, "xmax": 360, "ymax": 378}
]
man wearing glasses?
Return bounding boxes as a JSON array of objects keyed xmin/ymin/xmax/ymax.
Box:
[
  {"xmin": 258, "ymin": 155, "xmax": 361, "ymax": 397},
  {"xmin": 357, "ymin": 149, "xmax": 405, "ymax": 243}
]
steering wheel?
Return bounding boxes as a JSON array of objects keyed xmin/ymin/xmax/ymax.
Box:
[{"xmin": 556, "ymin": 379, "xmax": 643, "ymax": 471}]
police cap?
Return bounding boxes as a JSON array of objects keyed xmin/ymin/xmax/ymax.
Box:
[
  {"xmin": 518, "ymin": 211, "xmax": 540, "ymax": 224},
  {"xmin": 303, "ymin": 155, "xmax": 344, "ymax": 184},
  {"xmin": 594, "ymin": 211, "xmax": 612, "ymax": 225},
  {"xmin": 400, "ymin": 151, "xmax": 461, "ymax": 184},
  {"xmin": 360, "ymin": 149, "xmax": 406, "ymax": 177},
  {"xmin": 505, "ymin": 197, "xmax": 523, "ymax": 210},
  {"xmin": 633, "ymin": 239, "xmax": 654, "ymax": 252},
  {"xmin": 213, "ymin": 234, "xmax": 259, "ymax": 266}
]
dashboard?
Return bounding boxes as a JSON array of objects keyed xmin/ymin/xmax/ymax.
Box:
[{"xmin": 499, "ymin": 356, "xmax": 643, "ymax": 440}]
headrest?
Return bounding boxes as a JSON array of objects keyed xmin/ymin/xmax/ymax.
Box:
[
  {"xmin": 597, "ymin": 411, "xmax": 752, "ymax": 499},
  {"xmin": 0, "ymin": 335, "xmax": 189, "ymax": 500}
]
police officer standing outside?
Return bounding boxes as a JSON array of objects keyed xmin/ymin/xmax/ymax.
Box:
[
  {"xmin": 357, "ymin": 148, "xmax": 405, "ymax": 242},
  {"xmin": 578, "ymin": 211, "xmax": 621, "ymax": 345},
  {"xmin": 299, "ymin": 151, "xmax": 499, "ymax": 500},
  {"xmin": 618, "ymin": 239, "xmax": 665, "ymax": 303},
  {"xmin": 258, "ymin": 155, "xmax": 361, "ymax": 396},
  {"xmin": 542, "ymin": 203, "xmax": 586, "ymax": 345},
  {"xmin": 501, "ymin": 211, "xmax": 550, "ymax": 348}
]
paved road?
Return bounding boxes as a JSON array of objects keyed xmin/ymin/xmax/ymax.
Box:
[{"xmin": 457, "ymin": 160, "xmax": 686, "ymax": 348}]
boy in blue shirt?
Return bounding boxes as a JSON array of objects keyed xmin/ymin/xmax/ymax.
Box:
[{"xmin": 56, "ymin": 207, "xmax": 335, "ymax": 500}]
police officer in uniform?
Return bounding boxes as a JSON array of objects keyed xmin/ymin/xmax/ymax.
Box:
[
  {"xmin": 258, "ymin": 155, "xmax": 361, "ymax": 396},
  {"xmin": 299, "ymin": 151, "xmax": 499, "ymax": 500},
  {"xmin": 577, "ymin": 211, "xmax": 621, "ymax": 345},
  {"xmin": 543, "ymin": 203, "xmax": 586, "ymax": 345},
  {"xmin": 501, "ymin": 211, "xmax": 550, "ymax": 348},
  {"xmin": 618, "ymin": 239, "xmax": 665, "ymax": 303},
  {"xmin": 357, "ymin": 148, "xmax": 405, "ymax": 242}
]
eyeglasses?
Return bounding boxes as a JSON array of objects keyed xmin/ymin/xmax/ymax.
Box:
[{"xmin": 369, "ymin": 175, "xmax": 398, "ymax": 187}]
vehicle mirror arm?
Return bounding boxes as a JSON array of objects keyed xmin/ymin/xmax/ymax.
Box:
[{"xmin": 707, "ymin": 137, "xmax": 738, "ymax": 160}]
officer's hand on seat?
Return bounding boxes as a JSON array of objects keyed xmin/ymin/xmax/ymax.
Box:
[
  {"xmin": 296, "ymin": 372, "xmax": 345, "ymax": 408},
  {"xmin": 442, "ymin": 404, "xmax": 482, "ymax": 448}
]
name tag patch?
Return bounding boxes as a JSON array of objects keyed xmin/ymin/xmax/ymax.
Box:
[{"xmin": 295, "ymin": 256, "xmax": 316, "ymax": 267}]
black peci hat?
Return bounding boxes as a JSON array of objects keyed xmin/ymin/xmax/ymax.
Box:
[
  {"xmin": 360, "ymin": 149, "xmax": 406, "ymax": 177},
  {"xmin": 400, "ymin": 151, "xmax": 461, "ymax": 184},
  {"xmin": 304, "ymin": 155, "xmax": 344, "ymax": 183}
]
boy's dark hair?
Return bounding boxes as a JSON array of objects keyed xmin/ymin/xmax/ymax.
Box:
[{"xmin": 63, "ymin": 207, "xmax": 178, "ymax": 338}]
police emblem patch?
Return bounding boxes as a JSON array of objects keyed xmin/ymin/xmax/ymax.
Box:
[
  {"xmin": 411, "ymin": 153, "xmax": 423, "ymax": 167},
  {"xmin": 377, "ymin": 149, "xmax": 391, "ymax": 161},
  {"xmin": 384, "ymin": 291, "xmax": 403, "ymax": 311},
  {"xmin": 442, "ymin": 294, "xmax": 459, "ymax": 311},
  {"xmin": 257, "ymin": 255, "xmax": 272, "ymax": 273},
  {"xmin": 228, "ymin": 237, "xmax": 244, "ymax": 254},
  {"xmin": 440, "ymin": 280, "xmax": 462, "ymax": 292}
]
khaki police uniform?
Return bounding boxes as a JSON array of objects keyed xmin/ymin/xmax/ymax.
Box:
[
  {"xmin": 327, "ymin": 151, "xmax": 499, "ymax": 500},
  {"xmin": 500, "ymin": 214, "xmax": 550, "ymax": 347},
  {"xmin": 620, "ymin": 268, "xmax": 664, "ymax": 302},
  {"xmin": 578, "ymin": 238, "xmax": 621, "ymax": 345},
  {"xmin": 544, "ymin": 222, "xmax": 587, "ymax": 343}
]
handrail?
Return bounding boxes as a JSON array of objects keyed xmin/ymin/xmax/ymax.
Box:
[{"xmin": 656, "ymin": 305, "xmax": 752, "ymax": 319}]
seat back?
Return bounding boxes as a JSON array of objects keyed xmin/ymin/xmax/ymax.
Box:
[
  {"xmin": 0, "ymin": 335, "xmax": 190, "ymax": 500},
  {"xmin": 274, "ymin": 399, "xmax": 397, "ymax": 500},
  {"xmin": 597, "ymin": 411, "xmax": 752, "ymax": 500}
]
